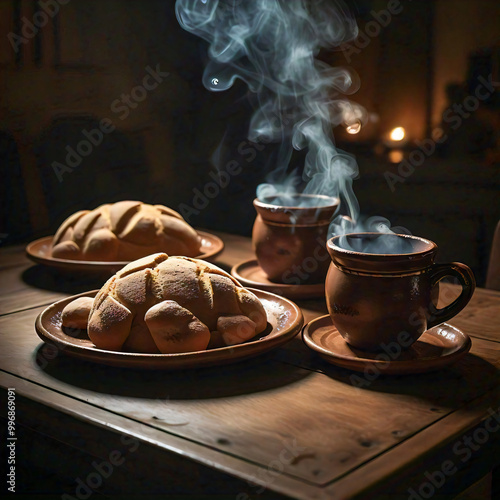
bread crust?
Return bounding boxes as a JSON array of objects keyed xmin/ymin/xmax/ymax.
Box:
[
  {"xmin": 51, "ymin": 201, "xmax": 201, "ymax": 261},
  {"xmin": 87, "ymin": 253, "xmax": 268, "ymax": 353}
]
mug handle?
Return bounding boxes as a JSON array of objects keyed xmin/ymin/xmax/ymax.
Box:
[{"xmin": 427, "ymin": 262, "xmax": 476, "ymax": 328}]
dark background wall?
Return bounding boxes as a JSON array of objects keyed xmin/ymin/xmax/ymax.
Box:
[{"xmin": 0, "ymin": 0, "xmax": 499, "ymax": 284}]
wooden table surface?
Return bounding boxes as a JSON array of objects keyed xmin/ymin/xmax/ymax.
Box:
[{"xmin": 0, "ymin": 231, "xmax": 499, "ymax": 499}]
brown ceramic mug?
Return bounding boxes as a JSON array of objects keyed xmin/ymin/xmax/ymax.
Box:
[
  {"xmin": 325, "ymin": 233, "xmax": 476, "ymax": 351},
  {"xmin": 252, "ymin": 194, "xmax": 339, "ymax": 284}
]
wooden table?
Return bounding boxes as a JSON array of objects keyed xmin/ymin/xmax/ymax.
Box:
[{"xmin": 0, "ymin": 232, "xmax": 499, "ymax": 499}]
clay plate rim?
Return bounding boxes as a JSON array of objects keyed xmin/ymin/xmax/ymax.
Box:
[
  {"xmin": 25, "ymin": 231, "xmax": 224, "ymax": 273},
  {"xmin": 231, "ymin": 259, "xmax": 325, "ymax": 299},
  {"xmin": 35, "ymin": 289, "xmax": 304, "ymax": 370},
  {"xmin": 302, "ymin": 315, "xmax": 472, "ymax": 375}
]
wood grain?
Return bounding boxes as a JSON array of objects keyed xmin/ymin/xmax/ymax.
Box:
[
  {"xmin": 0, "ymin": 233, "xmax": 499, "ymax": 499},
  {"xmin": 0, "ymin": 302, "xmax": 499, "ymax": 487},
  {"xmin": 450, "ymin": 286, "xmax": 500, "ymax": 344},
  {"xmin": 0, "ymin": 262, "xmax": 107, "ymax": 316},
  {"xmin": 0, "ymin": 371, "xmax": 307, "ymax": 499}
]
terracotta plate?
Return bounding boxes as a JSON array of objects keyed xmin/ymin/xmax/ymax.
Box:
[
  {"xmin": 26, "ymin": 231, "xmax": 224, "ymax": 273},
  {"xmin": 302, "ymin": 315, "xmax": 472, "ymax": 375},
  {"xmin": 231, "ymin": 259, "xmax": 325, "ymax": 300},
  {"xmin": 35, "ymin": 289, "xmax": 304, "ymax": 370}
]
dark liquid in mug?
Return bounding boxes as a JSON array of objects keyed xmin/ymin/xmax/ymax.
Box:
[
  {"xmin": 260, "ymin": 194, "xmax": 337, "ymax": 208},
  {"xmin": 338, "ymin": 234, "xmax": 423, "ymax": 255}
]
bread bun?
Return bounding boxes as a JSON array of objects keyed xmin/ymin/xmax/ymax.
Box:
[
  {"xmin": 51, "ymin": 201, "xmax": 201, "ymax": 261},
  {"xmin": 61, "ymin": 296, "xmax": 94, "ymax": 329},
  {"xmin": 87, "ymin": 253, "xmax": 267, "ymax": 353}
]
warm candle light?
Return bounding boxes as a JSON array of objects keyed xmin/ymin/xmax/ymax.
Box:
[
  {"xmin": 389, "ymin": 127, "xmax": 405, "ymax": 141},
  {"xmin": 388, "ymin": 149, "xmax": 404, "ymax": 163},
  {"xmin": 346, "ymin": 122, "xmax": 361, "ymax": 134}
]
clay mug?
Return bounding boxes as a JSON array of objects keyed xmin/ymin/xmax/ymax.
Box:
[
  {"xmin": 252, "ymin": 194, "xmax": 339, "ymax": 284},
  {"xmin": 325, "ymin": 233, "xmax": 476, "ymax": 351}
]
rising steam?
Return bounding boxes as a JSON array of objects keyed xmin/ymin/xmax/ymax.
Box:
[{"xmin": 176, "ymin": 0, "xmax": 401, "ymax": 246}]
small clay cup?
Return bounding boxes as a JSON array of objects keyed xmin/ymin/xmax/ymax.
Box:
[
  {"xmin": 252, "ymin": 194, "xmax": 339, "ymax": 285},
  {"xmin": 325, "ymin": 233, "xmax": 476, "ymax": 351}
]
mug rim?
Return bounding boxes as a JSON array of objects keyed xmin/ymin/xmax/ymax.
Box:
[
  {"xmin": 254, "ymin": 193, "xmax": 340, "ymax": 211},
  {"xmin": 254, "ymin": 194, "xmax": 339, "ymax": 226},
  {"xmin": 327, "ymin": 232, "xmax": 437, "ymax": 258},
  {"xmin": 327, "ymin": 232, "xmax": 438, "ymax": 273}
]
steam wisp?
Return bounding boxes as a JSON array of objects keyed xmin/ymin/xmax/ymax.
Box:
[
  {"xmin": 176, "ymin": 0, "xmax": 408, "ymax": 254},
  {"xmin": 336, "ymin": 231, "xmax": 416, "ymax": 255},
  {"xmin": 176, "ymin": 0, "xmax": 363, "ymax": 204}
]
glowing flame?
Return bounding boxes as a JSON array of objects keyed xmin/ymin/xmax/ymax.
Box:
[
  {"xmin": 389, "ymin": 127, "xmax": 405, "ymax": 141},
  {"xmin": 346, "ymin": 122, "xmax": 361, "ymax": 134},
  {"xmin": 388, "ymin": 150, "xmax": 404, "ymax": 163}
]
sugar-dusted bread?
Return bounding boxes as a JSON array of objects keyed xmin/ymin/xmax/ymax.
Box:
[
  {"xmin": 86, "ymin": 253, "xmax": 268, "ymax": 353},
  {"xmin": 51, "ymin": 201, "xmax": 201, "ymax": 261}
]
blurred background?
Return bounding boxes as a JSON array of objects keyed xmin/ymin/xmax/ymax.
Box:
[{"xmin": 0, "ymin": 0, "xmax": 499, "ymax": 284}]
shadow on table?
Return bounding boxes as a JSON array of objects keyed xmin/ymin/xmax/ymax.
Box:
[
  {"xmin": 274, "ymin": 335, "xmax": 500, "ymax": 408},
  {"xmin": 22, "ymin": 264, "xmax": 110, "ymax": 295},
  {"xmin": 34, "ymin": 344, "xmax": 312, "ymax": 400},
  {"xmin": 314, "ymin": 352, "xmax": 500, "ymax": 409}
]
